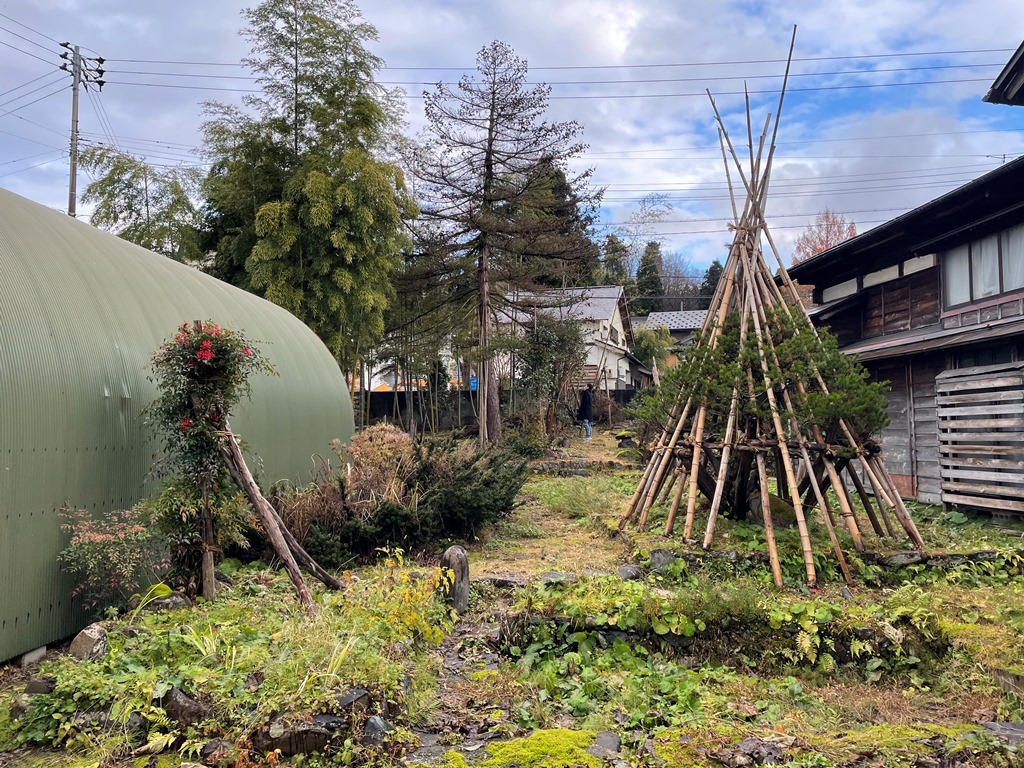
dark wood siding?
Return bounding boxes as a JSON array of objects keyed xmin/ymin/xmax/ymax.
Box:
[
  {"xmin": 874, "ymin": 361, "xmax": 914, "ymax": 497},
  {"xmin": 910, "ymin": 355, "xmax": 944, "ymax": 504},
  {"xmin": 863, "ymin": 268, "xmax": 940, "ymax": 340}
]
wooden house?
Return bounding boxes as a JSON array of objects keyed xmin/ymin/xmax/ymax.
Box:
[{"xmin": 788, "ymin": 156, "xmax": 1024, "ymax": 515}]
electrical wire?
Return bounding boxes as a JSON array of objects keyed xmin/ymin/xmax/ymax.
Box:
[
  {"xmin": 0, "ymin": 151, "xmax": 67, "ymax": 178},
  {"xmin": 0, "ymin": 84, "xmax": 67, "ymax": 119},
  {"xmin": 0, "ymin": 70, "xmax": 63, "ymax": 100},
  {"xmin": 0, "ymin": 126, "xmax": 64, "ymax": 149},
  {"xmin": 0, "ymin": 76, "xmax": 68, "ymax": 110},
  {"xmin": 0, "ymin": 12, "xmax": 62, "ymax": 46},
  {"xmin": 0, "ymin": 37, "xmax": 57, "ymax": 66}
]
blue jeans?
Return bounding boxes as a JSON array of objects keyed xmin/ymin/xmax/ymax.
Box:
[{"xmin": 582, "ymin": 419, "xmax": 592, "ymax": 439}]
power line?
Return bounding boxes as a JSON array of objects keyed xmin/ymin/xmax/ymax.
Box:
[
  {"xmin": 102, "ymin": 60, "xmax": 1002, "ymax": 87},
  {"xmin": 0, "ymin": 70, "xmax": 63, "ymax": 100},
  {"xmin": 0, "ymin": 12, "xmax": 61, "ymax": 46},
  {"xmin": 0, "ymin": 85, "xmax": 67, "ymax": 119},
  {"xmin": 0, "ymin": 151, "xmax": 67, "ymax": 179},
  {"xmin": 0, "ymin": 147, "xmax": 65, "ymax": 166},
  {"xmin": 101, "ymin": 46, "xmax": 1016, "ymax": 71},
  {"xmin": 0, "ymin": 76, "xmax": 68, "ymax": 110},
  {"xmin": 0, "ymin": 23, "xmax": 57, "ymax": 53},
  {"xmin": 0, "ymin": 126, "xmax": 63, "ymax": 149},
  {"xmin": 0, "ymin": 37, "xmax": 57, "ymax": 66}
]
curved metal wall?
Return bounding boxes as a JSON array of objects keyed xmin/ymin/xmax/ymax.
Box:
[{"xmin": 0, "ymin": 189, "xmax": 354, "ymax": 660}]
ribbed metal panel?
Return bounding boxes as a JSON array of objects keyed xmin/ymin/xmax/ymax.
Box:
[{"xmin": 0, "ymin": 189, "xmax": 354, "ymax": 661}]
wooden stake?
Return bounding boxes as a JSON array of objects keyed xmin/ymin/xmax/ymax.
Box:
[
  {"xmin": 846, "ymin": 460, "xmax": 888, "ymax": 537},
  {"xmin": 756, "ymin": 451, "xmax": 784, "ymax": 588}
]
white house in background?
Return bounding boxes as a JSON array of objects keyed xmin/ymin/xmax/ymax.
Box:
[{"xmin": 501, "ymin": 285, "xmax": 652, "ymax": 391}]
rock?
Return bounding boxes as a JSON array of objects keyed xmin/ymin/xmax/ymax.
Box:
[
  {"xmin": 841, "ymin": 586, "xmax": 854, "ymax": 601},
  {"xmin": 478, "ymin": 575, "xmax": 527, "ymax": 589},
  {"xmin": 117, "ymin": 625, "xmax": 152, "ymax": 640},
  {"xmin": 159, "ymin": 687, "xmax": 211, "ymax": 727},
  {"xmin": 361, "ymin": 715, "xmax": 395, "ymax": 746},
  {"xmin": 540, "ymin": 571, "xmax": 577, "ymax": 586},
  {"xmin": 648, "ymin": 549, "xmax": 678, "ymax": 572},
  {"xmin": 312, "ymin": 714, "xmax": 347, "ymax": 731},
  {"xmin": 881, "ymin": 552, "xmax": 926, "ymax": 568},
  {"xmin": 200, "ymin": 737, "xmax": 234, "ymax": 765},
  {"xmin": 983, "ymin": 722, "xmax": 1024, "ymax": 744},
  {"xmin": 441, "ymin": 545, "xmax": 470, "ymax": 614},
  {"xmin": 180, "ymin": 763, "xmax": 207, "ymax": 768},
  {"xmin": 10, "ymin": 694, "xmax": 33, "ymax": 718},
  {"xmin": 994, "ymin": 669, "xmax": 1024, "ymax": 696},
  {"xmin": 587, "ymin": 731, "xmax": 622, "ymax": 760},
  {"xmin": 618, "ymin": 565, "xmax": 644, "ymax": 581},
  {"xmin": 335, "ymin": 688, "xmax": 372, "ymax": 717},
  {"xmin": 23, "ymin": 677, "xmax": 55, "ymax": 695},
  {"xmin": 19, "ymin": 646, "xmax": 46, "ymax": 668},
  {"xmin": 214, "ymin": 570, "xmax": 235, "ymax": 586},
  {"xmin": 736, "ymin": 735, "xmax": 785, "ymax": 763},
  {"xmin": 69, "ymin": 623, "xmax": 108, "ymax": 661},
  {"xmin": 258, "ymin": 715, "xmax": 333, "ymax": 756},
  {"xmin": 126, "ymin": 591, "xmax": 193, "ymax": 613}
]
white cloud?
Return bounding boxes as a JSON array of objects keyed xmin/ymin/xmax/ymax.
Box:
[{"xmin": 1, "ymin": 0, "xmax": 1022, "ymax": 272}]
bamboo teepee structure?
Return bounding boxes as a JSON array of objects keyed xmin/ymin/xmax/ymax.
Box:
[{"xmin": 620, "ymin": 31, "xmax": 924, "ymax": 588}]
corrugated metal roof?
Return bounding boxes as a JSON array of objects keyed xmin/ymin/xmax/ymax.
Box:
[
  {"xmin": 0, "ymin": 189, "xmax": 354, "ymax": 661},
  {"xmin": 506, "ymin": 285, "xmax": 625, "ymax": 323},
  {"xmin": 637, "ymin": 310, "xmax": 709, "ymax": 331},
  {"xmin": 984, "ymin": 40, "xmax": 1024, "ymax": 106}
]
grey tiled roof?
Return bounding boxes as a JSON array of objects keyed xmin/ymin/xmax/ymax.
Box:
[{"xmin": 637, "ymin": 310, "xmax": 708, "ymax": 331}]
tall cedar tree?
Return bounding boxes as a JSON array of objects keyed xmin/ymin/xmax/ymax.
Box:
[
  {"xmin": 602, "ymin": 234, "xmax": 630, "ymax": 286},
  {"xmin": 200, "ymin": 0, "xmax": 415, "ymax": 381},
  {"xmin": 700, "ymin": 259, "xmax": 724, "ymax": 302},
  {"xmin": 411, "ymin": 40, "xmax": 599, "ymax": 444},
  {"xmin": 633, "ymin": 241, "xmax": 666, "ymax": 315},
  {"xmin": 80, "ymin": 146, "xmax": 202, "ymax": 262}
]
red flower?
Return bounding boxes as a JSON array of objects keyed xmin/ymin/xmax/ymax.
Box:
[
  {"xmin": 208, "ymin": 411, "xmax": 221, "ymax": 422},
  {"xmin": 196, "ymin": 340, "xmax": 215, "ymax": 362},
  {"xmin": 180, "ymin": 418, "xmax": 193, "ymax": 430},
  {"xmin": 242, "ymin": 347, "xmax": 252, "ymax": 357}
]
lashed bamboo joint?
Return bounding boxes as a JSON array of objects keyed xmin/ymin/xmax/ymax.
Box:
[{"xmin": 619, "ymin": 27, "xmax": 923, "ymax": 588}]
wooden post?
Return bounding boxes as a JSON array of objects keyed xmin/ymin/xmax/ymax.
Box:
[
  {"xmin": 756, "ymin": 451, "xmax": 784, "ymax": 588},
  {"xmin": 846, "ymin": 461, "xmax": 888, "ymax": 537}
]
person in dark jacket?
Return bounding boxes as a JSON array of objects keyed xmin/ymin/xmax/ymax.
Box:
[{"xmin": 577, "ymin": 383, "xmax": 594, "ymax": 440}]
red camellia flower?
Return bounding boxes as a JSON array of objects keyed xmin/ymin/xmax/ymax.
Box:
[
  {"xmin": 179, "ymin": 417, "xmax": 193, "ymax": 430},
  {"xmin": 242, "ymin": 347, "xmax": 252, "ymax": 357},
  {"xmin": 208, "ymin": 411, "xmax": 220, "ymax": 422}
]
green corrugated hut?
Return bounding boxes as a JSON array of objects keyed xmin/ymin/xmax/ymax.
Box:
[{"xmin": 0, "ymin": 189, "xmax": 355, "ymax": 661}]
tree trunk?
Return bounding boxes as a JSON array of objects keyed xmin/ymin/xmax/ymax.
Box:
[
  {"xmin": 200, "ymin": 485, "xmax": 217, "ymax": 602},
  {"xmin": 214, "ymin": 421, "xmax": 319, "ymax": 614}
]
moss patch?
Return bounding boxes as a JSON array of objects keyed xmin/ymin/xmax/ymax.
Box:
[{"xmin": 427, "ymin": 730, "xmax": 600, "ymax": 768}]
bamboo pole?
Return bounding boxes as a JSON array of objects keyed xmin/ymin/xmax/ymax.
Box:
[
  {"xmin": 741, "ymin": 244, "xmax": 816, "ymax": 586},
  {"xmin": 846, "ymin": 460, "xmax": 888, "ymax": 537},
  {"xmin": 756, "ymin": 451, "xmax": 784, "ymax": 588},
  {"xmin": 858, "ymin": 456, "xmax": 898, "ymax": 538},
  {"xmin": 664, "ymin": 463, "xmax": 690, "ymax": 537},
  {"xmin": 868, "ymin": 455, "xmax": 925, "ymax": 549}
]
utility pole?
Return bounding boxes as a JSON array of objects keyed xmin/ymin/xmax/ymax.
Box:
[
  {"xmin": 59, "ymin": 43, "xmax": 105, "ymax": 218},
  {"xmin": 65, "ymin": 44, "xmax": 80, "ymax": 217}
]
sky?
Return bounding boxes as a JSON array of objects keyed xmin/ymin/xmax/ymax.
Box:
[{"xmin": 2, "ymin": 0, "xmax": 1024, "ymax": 279}]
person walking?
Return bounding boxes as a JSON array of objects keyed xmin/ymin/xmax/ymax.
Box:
[{"xmin": 577, "ymin": 383, "xmax": 594, "ymax": 441}]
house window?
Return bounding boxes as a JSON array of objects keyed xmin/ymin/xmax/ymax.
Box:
[
  {"xmin": 609, "ymin": 326, "xmax": 619, "ymax": 345},
  {"xmin": 1001, "ymin": 223, "xmax": 1024, "ymax": 292},
  {"xmin": 943, "ymin": 226, "xmax": 1024, "ymax": 308}
]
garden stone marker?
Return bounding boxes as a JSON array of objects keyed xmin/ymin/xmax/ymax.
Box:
[
  {"xmin": 69, "ymin": 623, "xmax": 107, "ymax": 661},
  {"xmin": 441, "ymin": 545, "xmax": 469, "ymax": 614}
]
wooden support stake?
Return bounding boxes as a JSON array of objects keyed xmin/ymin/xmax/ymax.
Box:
[
  {"xmin": 846, "ymin": 460, "xmax": 888, "ymax": 537},
  {"xmin": 756, "ymin": 451, "xmax": 784, "ymax": 588}
]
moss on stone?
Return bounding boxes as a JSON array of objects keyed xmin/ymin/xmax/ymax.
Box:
[{"xmin": 423, "ymin": 730, "xmax": 601, "ymax": 768}]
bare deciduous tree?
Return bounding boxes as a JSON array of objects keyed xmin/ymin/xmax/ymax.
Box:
[{"xmin": 791, "ymin": 208, "xmax": 857, "ymax": 264}]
